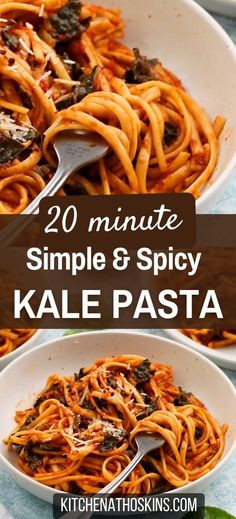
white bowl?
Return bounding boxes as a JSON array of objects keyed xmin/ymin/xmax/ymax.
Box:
[
  {"xmin": 92, "ymin": 0, "xmax": 236, "ymax": 212},
  {"xmin": 0, "ymin": 331, "xmax": 236, "ymax": 504},
  {"xmin": 165, "ymin": 329, "xmax": 236, "ymax": 370},
  {"xmin": 0, "ymin": 330, "xmax": 43, "ymax": 371}
]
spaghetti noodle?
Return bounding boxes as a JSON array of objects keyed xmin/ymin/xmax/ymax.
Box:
[
  {"xmin": 181, "ymin": 329, "xmax": 236, "ymax": 349},
  {"xmin": 5, "ymin": 354, "xmax": 228, "ymax": 493},
  {"xmin": 0, "ymin": 0, "xmax": 226, "ymax": 210},
  {"xmin": 0, "ymin": 328, "xmax": 35, "ymax": 357}
]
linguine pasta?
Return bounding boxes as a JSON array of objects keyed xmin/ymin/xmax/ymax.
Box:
[
  {"xmin": 0, "ymin": 328, "xmax": 35, "ymax": 357},
  {"xmin": 181, "ymin": 329, "xmax": 236, "ymax": 349},
  {"xmin": 0, "ymin": 0, "xmax": 226, "ymax": 211},
  {"xmin": 5, "ymin": 355, "xmax": 228, "ymax": 494}
]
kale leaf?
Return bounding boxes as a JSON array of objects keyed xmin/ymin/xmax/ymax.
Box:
[
  {"xmin": 2, "ymin": 30, "xmax": 19, "ymax": 51},
  {"xmin": 83, "ymin": 399, "xmax": 95, "ymax": 411},
  {"xmin": 19, "ymin": 86, "xmax": 34, "ymax": 110},
  {"xmin": 163, "ymin": 122, "xmax": 179, "ymax": 148},
  {"xmin": 174, "ymin": 387, "xmax": 193, "ymax": 406},
  {"xmin": 195, "ymin": 427, "xmax": 203, "ymax": 440},
  {"xmin": 35, "ymin": 443, "xmax": 60, "ymax": 451},
  {"xmin": 137, "ymin": 398, "xmax": 159, "ymax": 420},
  {"xmin": 101, "ymin": 430, "xmax": 126, "ymax": 452},
  {"xmin": 74, "ymin": 368, "xmax": 85, "ymax": 381},
  {"xmin": 49, "ymin": 0, "xmax": 91, "ymax": 42},
  {"xmin": 55, "ymin": 67, "xmax": 98, "ymax": 110},
  {"xmin": 23, "ymin": 415, "xmax": 35, "ymax": 427},
  {"xmin": 24, "ymin": 440, "xmax": 42, "ymax": 471},
  {"xmin": 125, "ymin": 48, "xmax": 159, "ymax": 84},
  {"xmin": 134, "ymin": 359, "xmax": 151, "ymax": 383},
  {"xmin": 0, "ymin": 135, "xmax": 24, "ymax": 165}
]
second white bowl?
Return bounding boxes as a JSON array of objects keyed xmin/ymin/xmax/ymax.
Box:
[{"xmin": 0, "ymin": 331, "xmax": 235, "ymax": 503}]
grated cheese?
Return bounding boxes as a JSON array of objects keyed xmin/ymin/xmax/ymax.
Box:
[
  {"xmin": 79, "ymin": 386, "xmax": 89, "ymax": 405},
  {"xmin": 19, "ymin": 37, "xmax": 34, "ymax": 56},
  {"xmin": 0, "ymin": 111, "xmax": 34, "ymax": 142},
  {"xmin": 39, "ymin": 4, "xmax": 45, "ymax": 17},
  {"xmin": 115, "ymin": 380, "xmax": 124, "ymax": 391},
  {"xmin": 45, "ymin": 89, "xmax": 53, "ymax": 98},
  {"xmin": 89, "ymin": 419, "xmax": 123, "ymax": 436},
  {"xmin": 0, "ymin": 18, "xmax": 8, "ymax": 22},
  {"xmin": 37, "ymin": 70, "xmax": 52, "ymax": 84},
  {"xmin": 26, "ymin": 22, "xmax": 33, "ymax": 30},
  {"xmin": 63, "ymin": 59, "xmax": 76, "ymax": 65},
  {"xmin": 54, "ymin": 79, "xmax": 81, "ymax": 86}
]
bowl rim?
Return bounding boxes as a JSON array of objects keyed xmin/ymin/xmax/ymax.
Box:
[
  {"xmin": 173, "ymin": 0, "xmax": 236, "ymax": 210},
  {"xmin": 165, "ymin": 329, "xmax": 236, "ymax": 369},
  {"xmin": 0, "ymin": 329, "xmax": 43, "ymax": 368},
  {"xmin": 1, "ymin": 329, "xmax": 236, "ymax": 500}
]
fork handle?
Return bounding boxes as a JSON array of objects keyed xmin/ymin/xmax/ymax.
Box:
[
  {"xmin": 23, "ymin": 164, "xmax": 72, "ymax": 215},
  {"xmin": 60, "ymin": 450, "xmax": 144, "ymax": 519}
]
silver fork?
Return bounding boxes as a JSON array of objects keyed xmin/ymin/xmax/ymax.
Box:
[
  {"xmin": 0, "ymin": 131, "xmax": 109, "ymax": 246},
  {"xmin": 23, "ymin": 130, "xmax": 110, "ymax": 215},
  {"xmin": 61, "ymin": 432, "xmax": 165, "ymax": 519}
]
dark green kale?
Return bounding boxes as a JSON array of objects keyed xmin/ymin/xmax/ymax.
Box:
[
  {"xmin": 163, "ymin": 122, "xmax": 179, "ymax": 148},
  {"xmin": 74, "ymin": 368, "xmax": 85, "ymax": 381},
  {"xmin": 195, "ymin": 427, "xmax": 203, "ymax": 440},
  {"xmin": 70, "ymin": 482, "xmax": 81, "ymax": 495},
  {"xmin": 35, "ymin": 443, "xmax": 60, "ymax": 451},
  {"xmin": 137, "ymin": 398, "xmax": 159, "ymax": 420},
  {"xmin": 34, "ymin": 382, "xmax": 67, "ymax": 407},
  {"xmin": 174, "ymin": 387, "xmax": 193, "ymax": 407},
  {"xmin": 74, "ymin": 66, "xmax": 98, "ymax": 102},
  {"xmin": 12, "ymin": 443, "xmax": 23, "ymax": 454},
  {"xmin": 107, "ymin": 376, "xmax": 117, "ymax": 389},
  {"xmin": 152, "ymin": 477, "xmax": 173, "ymax": 494},
  {"xmin": 0, "ymin": 135, "xmax": 24, "ymax": 165},
  {"xmin": 101, "ymin": 430, "xmax": 127, "ymax": 452},
  {"xmin": 49, "ymin": 0, "xmax": 91, "ymax": 42},
  {"xmin": 55, "ymin": 67, "xmax": 98, "ymax": 110},
  {"xmin": 83, "ymin": 399, "xmax": 95, "ymax": 411},
  {"xmin": 64, "ymin": 183, "xmax": 90, "ymax": 196},
  {"xmin": 24, "ymin": 440, "xmax": 42, "ymax": 471},
  {"xmin": 58, "ymin": 51, "xmax": 83, "ymax": 80},
  {"xmin": 19, "ymin": 86, "xmax": 34, "ymax": 110},
  {"xmin": 134, "ymin": 359, "xmax": 151, "ymax": 383},
  {"xmin": 2, "ymin": 30, "xmax": 19, "ymax": 51},
  {"xmin": 125, "ymin": 48, "xmax": 159, "ymax": 84},
  {"xmin": 23, "ymin": 415, "xmax": 35, "ymax": 427},
  {"xmin": 34, "ymin": 395, "xmax": 45, "ymax": 408}
]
